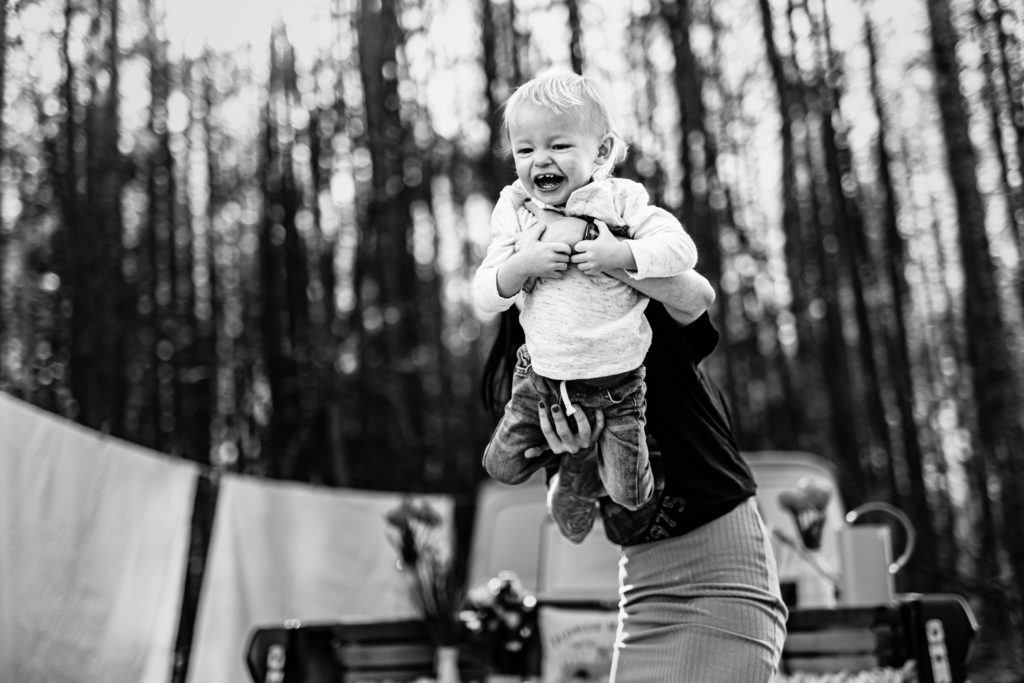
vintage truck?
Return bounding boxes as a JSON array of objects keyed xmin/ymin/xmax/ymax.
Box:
[{"xmin": 246, "ymin": 451, "xmax": 978, "ymax": 682}]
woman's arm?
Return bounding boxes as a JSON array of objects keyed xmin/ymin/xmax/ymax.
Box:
[
  {"xmin": 521, "ymin": 204, "xmax": 715, "ymax": 324},
  {"xmin": 608, "ymin": 269, "xmax": 715, "ymax": 325}
]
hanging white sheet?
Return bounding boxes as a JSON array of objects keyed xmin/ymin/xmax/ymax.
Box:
[
  {"xmin": 0, "ymin": 391, "xmax": 198, "ymax": 683},
  {"xmin": 187, "ymin": 472, "xmax": 453, "ymax": 683}
]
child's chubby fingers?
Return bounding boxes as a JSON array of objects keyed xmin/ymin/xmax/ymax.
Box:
[
  {"xmin": 570, "ymin": 243, "xmax": 596, "ymax": 267},
  {"xmin": 522, "ymin": 241, "xmax": 570, "ymax": 261},
  {"xmin": 550, "ymin": 257, "xmax": 570, "ymax": 271},
  {"xmin": 549, "ymin": 242, "xmax": 572, "ymax": 257},
  {"xmin": 538, "ymin": 255, "xmax": 569, "ymax": 279},
  {"xmin": 516, "ymin": 242, "xmax": 569, "ymax": 279},
  {"xmin": 572, "ymin": 258, "xmax": 593, "ymax": 273},
  {"xmin": 542, "ymin": 246, "xmax": 571, "ymax": 277},
  {"xmin": 571, "ymin": 254, "xmax": 597, "ymax": 274}
]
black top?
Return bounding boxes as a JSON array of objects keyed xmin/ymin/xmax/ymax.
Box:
[{"xmin": 599, "ymin": 303, "xmax": 757, "ymax": 546}]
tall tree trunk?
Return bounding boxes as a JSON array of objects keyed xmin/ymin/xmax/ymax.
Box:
[
  {"xmin": 863, "ymin": 15, "xmax": 914, "ymax": 509},
  {"xmin": 813, "ymin": 0, "xmax": 894, "ymax": 492},
  {"xmin": 479, "ymin": 0, "xmax": 515, "ymax": 199},
  {"xmin": 863, "ymin": 12, "xmax": 946, "ymax": 588},
  {"xmin": 0, "ymin": 0, "xmax": 8, "ymax": 356},
  {"xmin": 356, "ymin": 0, "xmax": 427, "ymax": 489},
  {"xmin": 508, "ymin": 0, "xmax": 524, "ymax": 85},
  {"xmin": 50, "ymin": 0, "xmax": 82, "ymax": 419},
  {"xmin": 317, "ymin": 3, "xmax": 357, "ymax": 486},
  {"xmin": 110, "ymin": 0, "xmax": 126, "ymax": 434},
  {"xmin": 306, "ymin": 98, "xmax": 349, "ymax": 486},
  {"xmin": 758, "ymin": 0, "xmax": 809, "ymax": 444},
  {"xmin": 175, "ymin": 59, "xmax": 212, "ymax": 465},
  {"xmin": 57, "ymin": 0, "xmax": 125, "ymax": 434},
  {"xmin": 990, "ymin": 0, "xmax": 1024, "ymax": 261},
  {"xmin": 144, "ymin": 0, "xmax": 175, "ymax": 452},
  {"xmin": 565, "ymin": 0, "xmax": 584, "ymax": 74},
  {"xmin": 166, "ymin": 60, "xmax": 195, "ymax": 458},
  {"xmin": 804, "ymin": 103, "xmax": 865, "ymax": 505},
  {"xmin": 58, "ymin": 0, "xmax": 91, "ymax": 427},
  {"xmin": 201, "ymin": 64, "xmax": 222, "ymax": 468},
  {"xmin": 896, "ymin": 131, "xmax": 977, "ymax": 588},
  {"xmin": 927, "ymin": 0, "xmax": 1024, "ymax": 639},
  {"xmin": 659, "ymin": 0, "xmax": 738, "ymax": 415},
  {"xmin": 410, "ymin": 139, "xmax": 451, "ymax": 490},
  {"xmin": 260, "ymin": 25, "xmax": 312, "ymax": 481},
  {"xmin": 976, "ymin": 1, "xmax": 1024, "ymax": 296},
  {"xmin": 777, "ymin": 0, "xmax": 864, "ymax": 503}
]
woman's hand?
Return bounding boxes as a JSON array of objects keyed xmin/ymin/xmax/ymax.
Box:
[
  {"xmin": 535, "ymin": 402, "xmax": 604, "ymax": 543},
  {"xmin": 524, "ymin": 401, "xmax": 605, "ymax": 459}
]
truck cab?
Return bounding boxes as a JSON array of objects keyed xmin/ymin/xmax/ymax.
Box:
[
  {"xmin": 467, "ymin": 450, "xmax": 845, "ymax": 608},
  {"xmin": 465, "ymin": 450, "xmax": 977, "ymax": 682}
]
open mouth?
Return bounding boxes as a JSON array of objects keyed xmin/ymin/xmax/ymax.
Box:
[{"xmin": 532, "ymin": 173, "xmax": 564, "ymax": 192}]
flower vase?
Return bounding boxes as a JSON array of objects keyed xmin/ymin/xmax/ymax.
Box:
[{"xmin": 435, "ymin": 645, "xmax": 461, "ymax": 683}]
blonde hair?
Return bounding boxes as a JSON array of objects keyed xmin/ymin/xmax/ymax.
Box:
[{"xmin": 501, "ymin": 72, "xmax": 628, "ymax": 179}]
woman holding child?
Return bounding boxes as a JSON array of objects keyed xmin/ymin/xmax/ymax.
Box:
[{"xmin": 476, "ymin": 72, "xmax": 787, "ymax": 681}]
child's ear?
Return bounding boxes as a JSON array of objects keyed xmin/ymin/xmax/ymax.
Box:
[{"xmin": 596, "ymin": 135, "xmax": 614, "ymax": 163}]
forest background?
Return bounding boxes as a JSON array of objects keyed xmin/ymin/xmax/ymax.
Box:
[{"xmin": 1, "ymin": 0, "xmax": 1023, "ymax": 678}]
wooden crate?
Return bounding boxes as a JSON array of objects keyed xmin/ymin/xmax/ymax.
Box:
[
  {"xmin": 246, "ymin": 619, "xmax": 482, "ymax": 683},
  {"xmin": 782, "ymin": 605, "xmax": 909, "ymax": 676},
  {"xmin": 332, "ymin": 620, "xmax": 435, "ymax": 683}
]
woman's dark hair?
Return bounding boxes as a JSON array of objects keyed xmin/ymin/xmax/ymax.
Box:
[{"xmin": 480, "ymin": 309, "xmax": 524, "ymax": 415}]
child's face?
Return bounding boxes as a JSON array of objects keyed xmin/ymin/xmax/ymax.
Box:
[{"xmin": 507, "ymin": 102, "xmax": 611, "ymax": 207}]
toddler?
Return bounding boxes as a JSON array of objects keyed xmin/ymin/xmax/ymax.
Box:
[{"xmin": 473, "ymin": 72, "xmax": 698, "ymax": 525}]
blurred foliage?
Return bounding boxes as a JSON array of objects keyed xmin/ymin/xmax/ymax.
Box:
[{"xmin": 1, "ymin": 0, "xmax": 1023, "ymax": 674}]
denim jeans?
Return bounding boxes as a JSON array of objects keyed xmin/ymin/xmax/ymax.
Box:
[{"xmin": 483, "ymin": 345, "xmax": 654, "ymax": 510}]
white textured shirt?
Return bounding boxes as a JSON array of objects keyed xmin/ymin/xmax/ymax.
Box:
[{"xmin": 473, "ymin": 178, "xmax": 698, "ymax": 380}]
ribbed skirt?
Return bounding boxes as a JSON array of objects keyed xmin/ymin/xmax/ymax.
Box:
[{"xmin": 610, "ymin": 498, "xmax": 788, "ymax": 682}]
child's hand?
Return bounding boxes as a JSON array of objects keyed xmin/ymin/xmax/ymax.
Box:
[
  {"xmin": 572, "ymin": 221, "xmax": 636, "ymax": 274},
  {"xmin": 515, "ymin": 239, "xmax": 572, "ymax": 279},
  {"xmin": 496, "ymin": 223, "xmax": 571, "ymax": 296}
]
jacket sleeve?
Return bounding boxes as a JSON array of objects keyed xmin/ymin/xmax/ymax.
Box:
[
  {"xmin": 472, "ymin": 191, "xmax": 522, "ymax": 315},
  {"xmin": 617, "ymin": 181, "xmax": 698, "ymax": 279}
]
